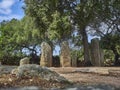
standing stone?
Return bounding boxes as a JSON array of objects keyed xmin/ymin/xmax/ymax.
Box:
[
  {"xmin": 91, "ymin": 38, "xmax": 101, "ymax": 66},
  {"xmin": 20, "ymin": 57, "xmax": 29, "ymax": 66},
  {"xmin": 60, "ymin": 41, "xmax": 71, "ymax": 67},
  {"xmin": 100, "ymin": 49, "xmax": 104, "ymax": 66},
  {"xmin": 40, "ymin": 42, "xmax": 52, "ymax": 67},
  {"xmin": 71, "ymin": 52, "xmax": 77, "ymax": 67}
]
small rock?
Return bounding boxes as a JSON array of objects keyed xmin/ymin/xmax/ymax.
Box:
[
  {"xmin": 8, "ymin": 78, "xmax": 12, "ymax": 82},
  {"xmin": 20, "ymin": 57, "xmax": 29, "ymax": 66}
]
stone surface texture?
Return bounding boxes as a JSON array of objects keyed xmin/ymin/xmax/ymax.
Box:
[
  {"xmin": 11, "ymin": 64, "xmax": 68, "ymax": 82},
  {"xmin": 40, "ymin": 42, "xmax": 52, "ymax": 67},
  {"xmin": 20, "ymin": 57, "xmax": 29, "ymax": 66},
  {"xmin": 71, "ymin": 53, "xmax": 77, "ymax": 67},
  {"xmin": 91, "ymin": 38, "xmax": 104, "ymax": 66},
  {"xmin": 60, "ymin": 41, "xmax": 71, "ymax": 67}
]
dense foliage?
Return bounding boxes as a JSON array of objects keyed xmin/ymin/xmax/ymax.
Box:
[{"xmin": 100, "ymin": 31, "xmax": 120, "ymax": 66}]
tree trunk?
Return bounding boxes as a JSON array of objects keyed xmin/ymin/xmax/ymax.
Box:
[
  {"xmin": 81, "ymin": 28, "xmax": 92, "ymax": 66},
  {"xmin": 112, "ymin": 48, "xmax": 120, "ymax": 66}
]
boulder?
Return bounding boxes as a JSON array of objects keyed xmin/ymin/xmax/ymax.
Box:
[
  {"xmin": 20, "ymin": 57, "xmax": 29, "ymax": 66},
  {"xmin": 40, "ymin": 42, "xmax": 52, "ymax": 67},
  {"xmin": 11, "ymin": 64, "xmax": 68, "ymax": 82},
  {"xmin": 60, "ymin": 41, "xmax": 71, "ymax": 67}
]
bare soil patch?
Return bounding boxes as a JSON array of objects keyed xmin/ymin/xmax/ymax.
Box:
[{"xmin": 50, "ymin": 67, "xmax": 120, "ymax": 88}]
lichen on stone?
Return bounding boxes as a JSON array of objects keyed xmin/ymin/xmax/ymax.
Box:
[{"xmin": 11, "ymin": 64, "xmax": 68, "ymax": 83}]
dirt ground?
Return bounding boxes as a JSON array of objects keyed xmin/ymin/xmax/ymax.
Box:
[
  {"xmin": 50, "ymin": 67, "xmax": 120, "ymax": 88},
  {"xmin": 0, "ymin": 66, "xmax": 120, "ymax": 88}
]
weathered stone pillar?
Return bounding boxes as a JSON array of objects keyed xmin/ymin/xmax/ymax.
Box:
[
  {"xmin": 71, "ymin": 52, "xmax": 77, "ymax": 67},
  {"xmin": 40, "ymin": 42, "xmax": 52, "ymax": 67},
  {"xmin": 20, "ymin": 57, "xmax": 29, "ymax": 66},
  {"xmin": 60, "ymin": 41, "xmax": 71, "ymax": 67},
  {"xmin": 91, "ymin": 38, "xmax": 102, "ymax": 66},
  {"xmin": 0, "ymin": 61, "xmax": 1, "ymax": 65},
  {"xmin": 100, "ymin": 49, "xmax": 104, "ymax": 66}
]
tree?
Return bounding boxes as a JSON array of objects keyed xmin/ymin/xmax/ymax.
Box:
[
  {"xmin": 0, "ymin": 18, "xmax": 42, "ymax": 64},
  {"xmin": 24, "ymin": 0, "xmax": 92, "ymax": 65},
  {"xmin": 88, "ymin": 0, "xmax": 120, "ymax": 66},
  {"xmin": 20, "ymin": 16, "xmax": 42, "ymax": 55},
  {"xmin": 100, "ymin": 32, "xmax": 120, "ymax": 66},
  {"xmin": 71, "ymin": 0, "xmax": 120, "ymax": 66},
  {"xmin": 0, "ymin": 19, "xmax": 22, "ymax": 56},
  {"xmin": 0, "ymin": 19, "xmax": 26, "ymax": 65},
  {"xmin": 70, "ymin": 0, "xmax": 99, "ymax": 66},
  {"xmin": 24, "ymin": 0, "xmax": 73, "ymax": 54},
  {"xmin": 24, "ymin": 0, "xmax": 120, "ymax": 66}
]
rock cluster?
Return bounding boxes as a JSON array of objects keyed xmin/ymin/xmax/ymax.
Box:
[{"xmin": 11, "ymin": 64, "xmax": 68, "ymax": 83}]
